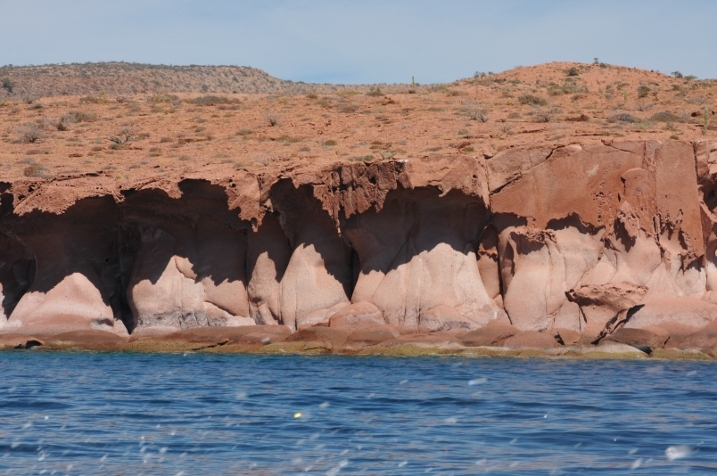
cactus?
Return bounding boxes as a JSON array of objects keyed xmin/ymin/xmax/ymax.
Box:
[{"xmin": 409, "ymin": 76, "xmax": 417, "ymax": 94}]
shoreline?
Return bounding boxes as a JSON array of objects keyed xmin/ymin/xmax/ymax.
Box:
[{"xmin": 3, "ymin": 328, "xmax": 716, "ymax": 361}]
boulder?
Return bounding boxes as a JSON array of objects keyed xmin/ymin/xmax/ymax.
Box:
[
  {"xmin": 461, "ymin": 321, "xmax": 518, "ymax": 347},
  {"xmin": 553, "ymin": 328, "xmax": 581, "ymax": 345},
  {"xmin": 604, "ymin": 327, "xmax": 670, "ymax": 352},
  {"xmin": 45, "ymin": 330, "xmax": 128, "ymax": 349},
  {"xmin": 566, "ymin": 282, "xmax": 647, "ymax": 337},
  {"xmin": 0, "ymin": 333, "xmax": 44, "ymax": 349},
  {"xmin": 344, "ymin": 325, "xmax": 401, "ymax": 349},
  {"xmin": 160, "ymin": 325, "xmax": 291, "ymax": 345},
  {"xmin": 504, "ymin": 331, "xmax": 560, "ymax": 349},
  {"xmin": 678, "ymin": 320, "xmax": 717, "ymax": 349},
  {"xmin": 285, "ymin": 326, "xmax": 351, "ymax": 351},
  {"xmin": 623, "ymin": 298, "xmax": 717, "ymax": 337}
]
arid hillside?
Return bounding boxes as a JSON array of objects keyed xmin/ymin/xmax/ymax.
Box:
[
  {"xmin": 2, "ymin": 62, "xmax": 717, "ymax": 356},
  {"xmin": 0, "ymin": 61, "xmax": 715, "ymax": 182}
]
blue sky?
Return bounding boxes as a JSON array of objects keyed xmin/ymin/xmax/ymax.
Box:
[{"xmin": 1, "ymin": 0, "xmax": 715, "ymax": 84}]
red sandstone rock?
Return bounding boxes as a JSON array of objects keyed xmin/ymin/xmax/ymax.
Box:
[
  {"xmin": 504, "ymin": 331, "xmax": 560, "ymax": 349},
  {"xmin": 284, "ymin": 326, "xmax": 351, "ymax": 351},
  {"xmin": 461, "ymin": 321, "xmax": 518, "ymax": 347},
  {"xmin": 329, "ymin": 302, "xmax": 385, "ymax": 329},
  {"xmin": 678, "ymin": 320, "xmax": 717, "ymax": 349},
  {"xmin": 604, "ymin": 327, "xmax": 670, "ymax": 351},
  {"xmin": 566, "ymin": 282, "xmax": 647, "ymax": 338},
  {"xmin": 160, "ymin": 325, "xmax": 291, "ymax": 345},
  {"xmin": 1, "ymin": 138, "xmax": 717, "ymax": 348},
  {"xmin": 553, "ymin": 328, "xmax": 581, "ymax": 345},
  {"xmin": 0, "ymin": 333, "xmax": 44, "ymax": 349},
  {"xmin": 44, "ymin": 330, "xmax": 128, "ymax": 349},
  {"xmin": 623, "ymin": 298, "xmax": 717, "ymax": 337},
  {"xmin": 343, "ymin": 325, "xmax": 401, "ymax": 350}
]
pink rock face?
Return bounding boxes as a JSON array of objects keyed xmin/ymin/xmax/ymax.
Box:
[
  {"xmin": 123, "ymin": 184, "xmax": 253, "ymax": 333},
  {"xmin": 329, "ymin": 302, "xmax": 385, "ymax": 329},
  {"xmin": 344, "ymin": 189, "xmax": 504, "ymax": 333},
  {"xmin": 4, "ymin": 197, "xmax": 129, "ymax": 337},
  {"xmin": 3, "ymin": 140, "xmax": 717, "ymax": 350}
]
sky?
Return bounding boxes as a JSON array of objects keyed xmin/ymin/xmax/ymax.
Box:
[{"xmin": 1, "ymin": 0, "xmax": 715, "ymax": 84}]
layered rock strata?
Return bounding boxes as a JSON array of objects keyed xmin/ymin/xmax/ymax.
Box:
[{"xmin": 3, "ymin": 140, "xmax": 717, "ymax": 353}]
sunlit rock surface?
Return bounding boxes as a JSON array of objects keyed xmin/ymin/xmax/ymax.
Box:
[{"xmin": 3, "ymin": 140, "xmax": 717, "ymax": 353}]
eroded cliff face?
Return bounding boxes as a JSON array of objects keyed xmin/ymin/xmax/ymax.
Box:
[{"xmin": 2, "ymin": 140, "xmax": 717, "ymax": 347}]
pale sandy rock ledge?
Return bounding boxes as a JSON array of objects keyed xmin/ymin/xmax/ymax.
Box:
[{"xmin": 2, "ymin": 138, "xmax": 717, "ymax": 359}]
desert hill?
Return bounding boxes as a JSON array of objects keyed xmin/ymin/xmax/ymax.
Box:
[{"xmin": 0, "ymin": 61, "xmax": 381, "ymax": 98}]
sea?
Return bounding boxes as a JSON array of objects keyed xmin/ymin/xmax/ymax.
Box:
[{"xmin": 0, "ymin": 353, "xmax": 715, "ymax": 475}]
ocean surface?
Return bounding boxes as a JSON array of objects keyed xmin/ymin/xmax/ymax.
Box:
[{"xmin": 0, "ymin": 353, "xmax": 715, "ymax": 475}]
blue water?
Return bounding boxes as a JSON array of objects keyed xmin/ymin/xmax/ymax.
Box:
[{"xmin": 0, "ymin": 354, "xmax": 715, "ymax": 475}]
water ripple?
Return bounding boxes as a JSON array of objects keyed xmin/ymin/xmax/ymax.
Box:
[{"xmin": 0, "ymin": 354, "xmax": 715, "ymax": 474}]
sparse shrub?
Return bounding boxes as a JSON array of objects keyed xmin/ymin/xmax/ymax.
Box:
[
  {"xmin": 366, "ymin": 86, "xmax": 384, "ymax": 97},
  {"xmin": 17, "ymin": 123, "xmax": 43, "ymax": 143},
  {"xmin": 305, "ymin": 93, "xmax": 318, "ymax": 99},
  {"xmin": 2, "ymin": 78, "xmax": 14, "ymax": 93},
  {"xmin": 189, "ymin": 95, "xmax": 237, "ymax": 106},
  {"xmin": 152, "ymin": 93, "xmax": 180, "ymax": 104},
  {"xmin": 236, "ymin": 129, "xmax": 253, "ymax": 137},
  {"xmin": 635, "ymin": 101, "xmax": 654, "ymax": 112},
  {"xmin": 649, "ymin": 111, "xmax": 684, "ymax": 123},
  {"xmin": 108, "ymin": 129, "xmax": 133, "ymax": 148},
  {"xmin": 607, "ymin": 113, "xmax": 640, "ymax": 123},
  {"xmin": 51, "ymin": 113, "xmax": 77, "ymax": 131},
  {"xmin": 160, "ymin": 136, "xmax": 173, "ymax": 143},
  {"xmin": 25, "ymin": 148, "xmax": 51, "ymax": 155},
  {"xmin": 685, "ymin": 75, "xmax": 697, "ymax": 81},
  {"xmin": 533, "ymin": 109, "xmax": 551, "ymax": 123},
  {"xmin": 637, "ymin": 85, "xmax": 651, "ymax": 98},
  {"xmin": 323, "ymin": 139, "xmax": 337, "ymax": 146},
  {"xmin": 566, "ymin": 114, "xmax": 590, "ymax": 122},
  {"xmin": 254, "ymin": 157, "xmax": 272, "ymax": 166},
  {"xmin": 337, "ymin": 102, "xmax": 359, "ymax": 114},
  {"xmin": 672, "ymin": 71, "xmax": 683, "ymax": 79},
  {"xmin": 265, "ymin": 112, "xmax": 279, "ymax": 127},
  {"xmin": 705, "ymin": 108, "xmax": 711, "ymax": 136},
  {"xmin": 80, "ymin": 93, "xmax": 108, "ymax": 104},
  {"xmin": 65, "ymin": 110, "xmax": 97, "ymax": 123},
  {"xmin": 463, "ymin": 103, "xmax": 490, "ymax": 122},
  {"xmin": 566, "ymin": 67, "xmax": 580, "ymax": 77},
  {"xmin": 518, "ymin": 94, "xmax": 547, "ymax": 106},
  {"xmin": 276, "ymin": 135, "xmax": 301, "ymax": 144},
  {"xmin": 23, "ymin": 164, "xmax": 51, "ymax": 178}
]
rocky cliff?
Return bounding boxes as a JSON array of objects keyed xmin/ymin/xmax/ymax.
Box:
[{"xmin": 2, "ymin": 139, "xmax": 717, "ymax": 353}]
